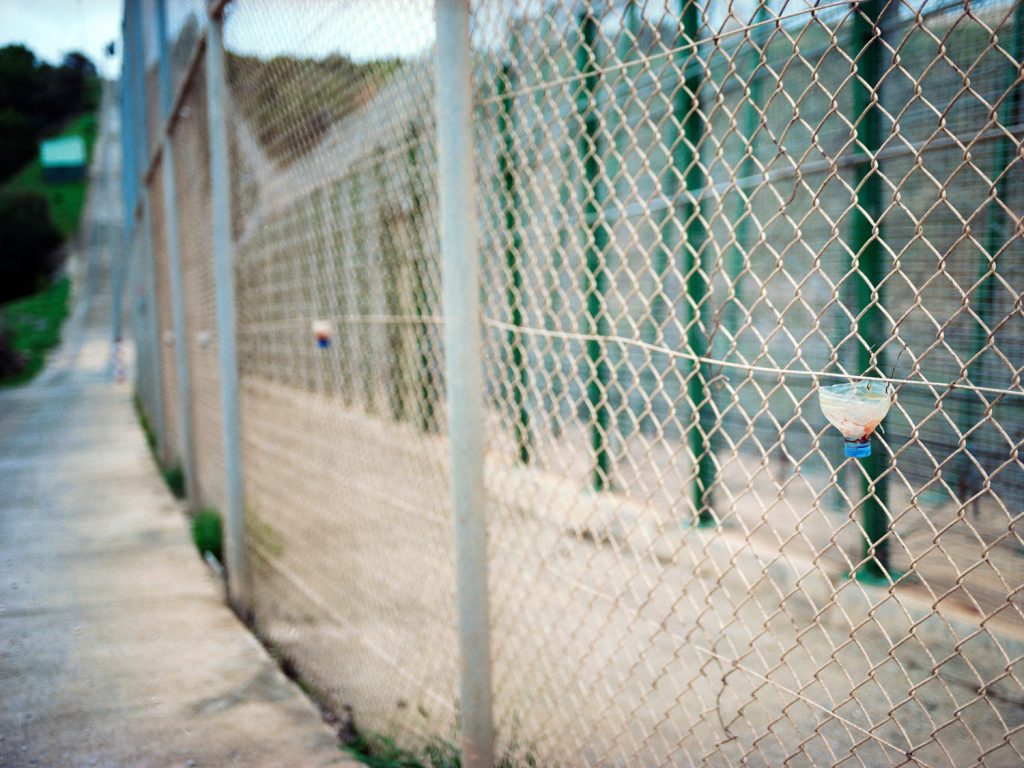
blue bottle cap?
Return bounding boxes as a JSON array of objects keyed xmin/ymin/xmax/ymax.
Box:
[{"xmin": 844, "ymin": 440, "xmax": 871, "ymax": 458}]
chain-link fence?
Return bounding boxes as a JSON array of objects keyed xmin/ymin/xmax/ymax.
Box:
[{"xmin": 120, "ymin": 0, "xmax": 1023, "ymax": 765}]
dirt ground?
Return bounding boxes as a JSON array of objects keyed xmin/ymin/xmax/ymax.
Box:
[{"xmin": 240, "ymin": 378, "xmax": 1024, "ymax": 767}]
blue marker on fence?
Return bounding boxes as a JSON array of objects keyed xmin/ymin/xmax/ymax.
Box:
[{"xmin": 313, "ymin": 320, "xmax": 332, "ymax": 349}]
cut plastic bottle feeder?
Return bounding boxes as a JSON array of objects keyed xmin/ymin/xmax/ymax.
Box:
[
  {"xmin": 312, "ymin": 320, "xmax": 332, "ymax": 349},
  {"xmin": 819, "ymin": 380, "xmax": 893, "ymax": 458}
]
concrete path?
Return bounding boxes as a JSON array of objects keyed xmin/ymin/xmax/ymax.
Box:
[{"xmin": 0, "ymin": 86, "xmax": 354, "ymax": 768}]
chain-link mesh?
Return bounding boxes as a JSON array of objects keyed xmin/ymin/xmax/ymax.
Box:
[
  {"xmin": 175, "ymin": 65, "xmax": 226, "ymax": 511},
  {"xmin": 147, "ymin": 161, "xmax": 184, "ymax": 468},
  {"xmin": 222, "ymin": 0, "xmax": 462, "ymax": 747},
  {"xmin": 124, "ymin": 0, "xmax": 1023, "ymax": 765}
]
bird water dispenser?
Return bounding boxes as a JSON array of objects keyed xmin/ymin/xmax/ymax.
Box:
[{"xmin": 819, "ymin": 380, "xmax": 893, "ymax": 458}]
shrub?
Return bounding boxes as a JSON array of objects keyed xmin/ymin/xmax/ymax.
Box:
[
  {"xmin": 0, "ymin": 323, "xmax": 25, "ymax": 378},
  {"xmin": 0, "ymin": 190, "xmax": 61, "ymax": 302},
  {"xmin": 191, "ymin": 508, "xmax": 223, "ymax": 563},
  {"xmin": 162, "ymin": 465, "xmax": 186, "ymax": 499}
]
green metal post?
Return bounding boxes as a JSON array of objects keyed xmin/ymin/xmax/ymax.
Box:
[
  {"xmin": 611, "ymin": 2, "xmax": 640, "ymax": 439},
  {"xmin": 963, "ymin": 1, "xmax": 1023, "ymax": 500},
  {"xmin": 498, "ymin": 61, "xmax": 531, "ymax": 463},
  {"xmin": 542, "ymin": 9, "xmax": 567, "ymax": 432},
  {"xmin": 329, "ymin": 185, "xmax": 354, "ymax": 407},
  {"xmin": 643, "ymin": 6, "xmax": 672, "ymax": 426},
  {"xmin": 350, "ymin": 173, "xmax": 376, "ymax": 414},
  {"xmin": 376, "ymin": 148, "xmax": 407, "ymax": 423},
  {"xmin": 406, "ymin": 126, "xmax": 436, "ymax": 434},
  {"xmin": 606, "ymin": 2, "xmax": 641, "ymax": 205},
  {"xmin": 850, "ymin": 0, "xmax": 890, "ymax": 581},
  {"xmin": 671, "ymin": 0, "xmax": 714, "ymax": 525},
  {"xmin": 725, "ymin": 2, "xmax": 770, "ymax": 346},
  {"xmin": 577, "ymin": 9, "xmax": 612, "ymax": 491}
]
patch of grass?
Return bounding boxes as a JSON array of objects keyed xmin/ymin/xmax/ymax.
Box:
[
  {"xmin": 249, "ymin": 629, "xmax": 537, "ymax": 768},
  {"xmin": 191, "ymin": 508, "xmax": 223, "ymax": 562},
  {"xmin": 343, "ymin": 731, "xmax": 536, "ymax": 768},
  {"xmin": 163, "ymin": 465, "xmax": 186, "ymax": 499},
  {"xmin": 132, "ymin": 393, "xmax": 191, "ymax": 504},
  {"xmin": 0, "ymin": 276, "xmax": 70, "ymax": 385},
  {"xmin": 4, "ymin": 111, "xmax": 98, "ymax": 238},
  {"xmin": 344, "ymin": 732, "xmax": 457, "ymax": 768}
]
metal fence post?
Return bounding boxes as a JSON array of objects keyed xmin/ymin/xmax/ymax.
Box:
[
  {"xmin": 498, "ymin": 58, "xmax": 530, "ymax": 465},
  {"xmin": 156, "ymin": 0, "xmax": 198, "ymax": 506},
  {"xmin": 405, "ymin": 127, "xmax": 436, "ymax": 434},
  {"xmin": 725, "ymin": 2, "xmax": 769, "ymax": 345},
  {"xmin": 118, "ymin": 8, "xmax": 136, "ymax": 371},
  {"xmin": 964, "ymin": 0, "xmax": 1024, "ymax": 502},
  {"xmin": 605, "ymin": 2, "xmax": 639, "ymax": 219},
  {"xmin": 375, "ymin": 146, "xmax": 409, "ymax": 423},
  {"xmin": 129, "ymin": 0, "xmax": 167, "ymax": 459},
  {"xmin": 850, "ymin": 0, "xmax": 891, "ymax": 582},
  {"xmin": 542, "ymin": 8, "xmax": 567, "ymax": 431},
  {"xmin": 577, "ymin": 8, "xmax": 613, "ymax": 493},
  {"xmin": 675, "ymin": 0, "xmax": 714, "ymax": 525},
  {"xmin": 435, "ymin": 2, "xmax": 494, "ymax": 766},
  {"xmin": 112, "ymin": 29, "xmax": 132, "ymax": 363},
  {"xmin": 350, "ymin": 173, "xmax": 377, "ymax": 414},
  {"xmin": 205, "ymin": 0, "xmax": 250, "ymax": 613}
]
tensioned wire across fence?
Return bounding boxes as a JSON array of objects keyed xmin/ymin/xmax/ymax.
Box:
[{"xmin": 120, "ymin": 0, "xmax": 1023, "ymax": 765}]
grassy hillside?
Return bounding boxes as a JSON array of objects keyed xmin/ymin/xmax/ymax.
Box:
[
  {"xmin": 0, "ymin": 277, "xmax": 70, "ymax": 386},
  {"xmin": 0, "ymin": 109, "xmax": 98, "ymax": 385},
  {"xmin": 4, "ymin": 111, "xmax": 98, "ymax": 238}
]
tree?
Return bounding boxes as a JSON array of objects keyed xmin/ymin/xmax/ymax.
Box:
[
  {"xmin": 0, "ymin": 45, "xmax": 98, "ymax": 135},
  {"xmin": 0, "ymin": 45, "xmax": 99, "ymax": 181},
  {"xmin": 61, "ymin": 52, "xmax": 97, "ymax": 79},
  {"xmin": 0, "ymin": 45, "xmax": 40, "ymax": 116}
]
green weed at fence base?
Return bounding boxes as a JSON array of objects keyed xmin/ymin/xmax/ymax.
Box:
[
  {"xmin": 162, "ymin": 466, "xmax": 186, "ymax": 499},
  {"xmin": 191, "ymin": 508, "xmax": 223, "ymax": 563}
]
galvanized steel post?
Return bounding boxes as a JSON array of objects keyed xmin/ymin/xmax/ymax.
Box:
[
  {"xmin": 156, "ymin": 0, "xmax": 198, "ymax": 506},
  {"xmin": 111, "ymin": 49, "xmax": 129, "ymax": 355},
  {"xmin": 435, "ymin": 2, "xmax": 495, "ymax": 766},
  {"xmin": 129, "ymin": 0, "xmax": 167, "ymax": 459},
  {"xmin": 118, "ymin": 7, "xmax": 137, "ymax": 366},
  {"xmin": 205, "ymin": 0, "xmax": 250, "ymax": 613}
]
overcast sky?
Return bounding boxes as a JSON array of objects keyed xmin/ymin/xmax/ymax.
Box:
[
  {"xmin": 0, "ymin": 0, "xmax": 122, "ymax": 78},
  {"xmin": 0, "ymin": 0, "xmax": 435, "ymax": 77}
]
